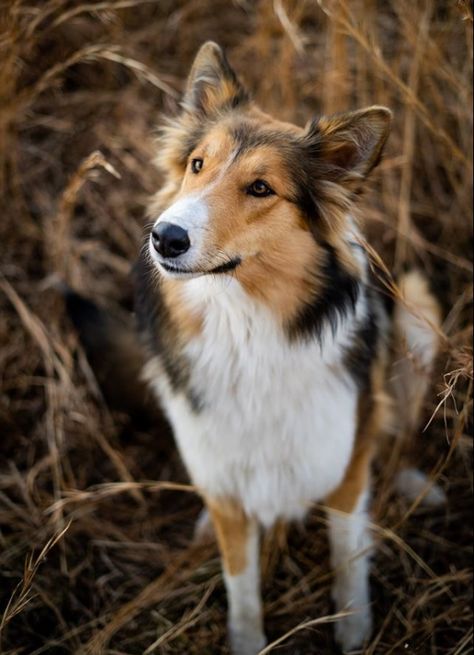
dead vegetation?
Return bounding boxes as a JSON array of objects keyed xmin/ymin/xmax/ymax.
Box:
[{"xmin": 0, "ymin": 1, "xmax": 472, "ymax": 653}]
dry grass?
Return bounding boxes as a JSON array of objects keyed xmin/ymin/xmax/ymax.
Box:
[{"xmin": 0, "ymin": 1, "xmax": 472, "ymax": 653}]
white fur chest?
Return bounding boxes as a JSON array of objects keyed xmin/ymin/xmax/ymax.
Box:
[{"xmin": 147, "ymin": 277, "xmax": 360, "ymax": 527}]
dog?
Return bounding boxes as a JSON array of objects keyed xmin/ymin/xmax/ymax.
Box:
[{"xmin": 74, "ymin": 41, "xmax": 444, "ymax": 655}]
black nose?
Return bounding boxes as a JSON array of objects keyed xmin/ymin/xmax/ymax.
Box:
[{"xmin": 151, "ymin": 222, "xmax": 190, "ymax": 258}]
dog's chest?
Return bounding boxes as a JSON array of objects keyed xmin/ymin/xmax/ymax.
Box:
[{"xmin": 152, "ymin": 279, "xmax": 359, "ymax": 525}]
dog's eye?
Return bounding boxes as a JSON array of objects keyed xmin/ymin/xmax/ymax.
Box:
[
  {"xmin": 191, "ymin": 158, "xmax": 203, "ymax": 174},
  {"xmin": 247, "ymin": 180, "xmax": 274, "ymax": 197}
]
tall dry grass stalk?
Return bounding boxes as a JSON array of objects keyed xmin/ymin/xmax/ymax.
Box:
[{"xmin": 0, "ymin": 1, "xmax": 472, "ymax": 653}]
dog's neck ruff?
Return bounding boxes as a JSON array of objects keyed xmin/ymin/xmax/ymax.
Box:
[
  {"xmin": 181, "ymin": 271, "xmax": 366, "ymax": 365},
  {"xmin": 144, "ymin": 272, "xmax": 366, "ymax": 525}
]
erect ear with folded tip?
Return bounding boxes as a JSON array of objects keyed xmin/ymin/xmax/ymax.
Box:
[
  {"xmin": 183, "ymin": 41, "xmax": 249, "ymax": 115},
  {"xmin": 304, "ymin": 106, "xmax": 393, "ymax": 187}
]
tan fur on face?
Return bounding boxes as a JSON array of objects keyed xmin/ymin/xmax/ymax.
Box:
[
  {"xmin": 150, "ymin": 67, "xmax": 388, "ymax": 330},
  {"xmin": 165, "ymin": 110, "xmax": 360, "ymax": 325}
]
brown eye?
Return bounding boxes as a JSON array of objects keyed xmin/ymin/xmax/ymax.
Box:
[
  {"xmin": 191, "ymin": 158, "xmax": 203, "ymax": 174},
  {"xmin": 247, "ymin": 179, "xmax": 274, "ymax": 197}
]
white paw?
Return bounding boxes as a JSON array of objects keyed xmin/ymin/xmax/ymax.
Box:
[
  {"xmin": 192, "ymin": 508, "xmax": 215, "ymax": 544},
  {"xmin": 334, "ymin": 606, "xmax": 373, "ymax": 653},
  {"xmin": 229, "ymin": 623, "xmax": 266, "ymax": 655}
]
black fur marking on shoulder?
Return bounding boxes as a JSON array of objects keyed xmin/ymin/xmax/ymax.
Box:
[
  {"xmin": 287, "ymin": 242, "xmax": 360, "ymax": 342},
  {"xmin": 134, "ymin": 251, "xmax": 203, "ymax": 413},
  {"xmin": 343, "ymin": 291, "xmax": 380, "ymax": 391}
]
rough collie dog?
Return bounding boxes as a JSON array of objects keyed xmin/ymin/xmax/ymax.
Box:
[{"xmin": 133, "ymin": 42, "xmax": 442, "ymax": 655}]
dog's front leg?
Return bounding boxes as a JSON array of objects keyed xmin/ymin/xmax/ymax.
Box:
[
  {"xmin": 326, "ymin": 445, "xmax": 374, "ymax": 653},
  {"xmin": 207, "ymin": 498, "xmax": 266, "ymax": 655}
]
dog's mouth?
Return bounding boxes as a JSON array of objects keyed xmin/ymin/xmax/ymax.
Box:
[{"xmin": 159, "ymin": 257, "xmax": 241, "ymax": 277}]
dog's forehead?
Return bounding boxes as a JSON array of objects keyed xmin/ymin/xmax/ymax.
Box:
[
  {"xmin": 202, "ymin": 112, "xmax": 303, "ymax": 165},
  {"xmin": 201, "ymin": 125, "xmax": 233, "ymax": 157}
]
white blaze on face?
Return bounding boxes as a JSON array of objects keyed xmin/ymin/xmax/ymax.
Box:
[
  {"xmin": 149, "ymin": 195, "xmax": 209, "ymax": 270},
  {"xmin": 148, "ymin": 149, "xmax": 239, "ymax": 274}
]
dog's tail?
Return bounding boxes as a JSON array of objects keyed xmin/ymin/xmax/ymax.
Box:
[
  {"xmin": 64, "ymin": 288, "xmax": 156, "ymax": 423},
  {"xmin": 389, "ymin": 270, "xmax": 446, "ymax": 506}
]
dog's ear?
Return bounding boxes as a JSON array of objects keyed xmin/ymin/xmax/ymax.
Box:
[
  {"xmin": 305, "ymin": 106, "xmax": 392, "ymax": 185},
  {"xmin": 183, "ymin": 41, "xmax": 249, "ymax": 115}
]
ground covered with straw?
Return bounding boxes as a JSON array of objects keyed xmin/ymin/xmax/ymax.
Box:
[{"xmin": 0, "ymin": 1, "xmax": 472, "ymax": 654}]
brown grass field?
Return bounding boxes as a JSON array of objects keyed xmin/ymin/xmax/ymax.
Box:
[{"xmin": 0, "ymin": 1, "xmax": 472, "ymax": 653}]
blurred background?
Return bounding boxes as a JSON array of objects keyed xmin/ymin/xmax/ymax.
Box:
[{"xmin": 0, "ymin": 1, "xmax": 472, "ymax": 653}]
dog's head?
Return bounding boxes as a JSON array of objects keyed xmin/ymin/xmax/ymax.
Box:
[{"xmin": 148, "ymin": 42, "xmax": 391, "ymax": 321}]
